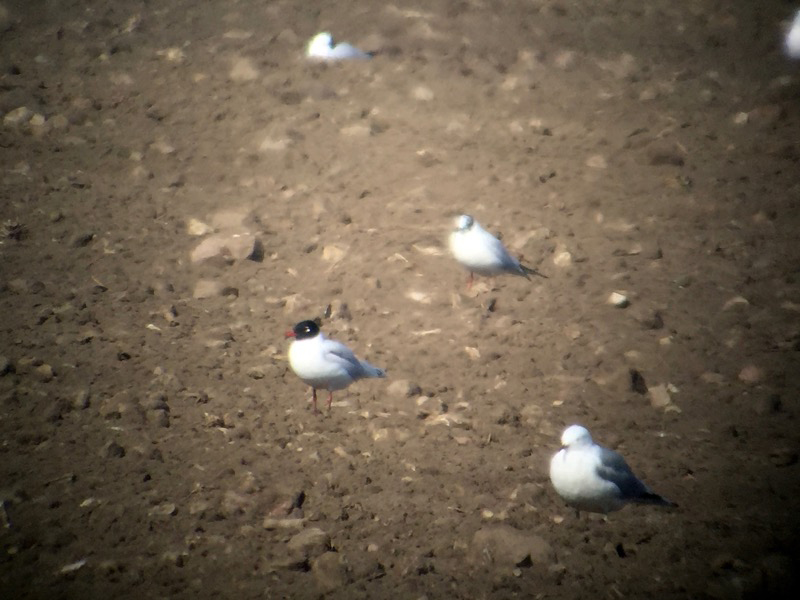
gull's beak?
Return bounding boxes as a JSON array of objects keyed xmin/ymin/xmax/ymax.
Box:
[{"xmin": 284, "ymin": 330, "xmax": 296, "ymax": 339}]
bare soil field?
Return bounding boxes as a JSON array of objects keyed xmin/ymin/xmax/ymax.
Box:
[{"xmin": 1, "ymin": 1, "xmax": 799, "ymax": 598}]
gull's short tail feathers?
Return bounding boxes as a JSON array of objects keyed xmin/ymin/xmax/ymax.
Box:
[
  {"xmin": 520, "ymin": 264, "xmax": 548, "ymax": 279},
  {"xmin": 635, "ymin": 491, "xmax": 677, "ymax": 508}
]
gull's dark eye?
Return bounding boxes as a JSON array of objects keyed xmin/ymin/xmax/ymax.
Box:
[{"xmin": 292, "ymin": 319, "xmax": 320, "ymax": 340}]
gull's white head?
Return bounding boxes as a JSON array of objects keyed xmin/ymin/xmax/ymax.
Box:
[
  {"xmin": 307, "ymin": 32, "xmax": 334, "ymax": 57},
  {"xmin": 560, "ymin": 425, "xmax": 592, "ymax": 448},
  {"xmin": 454, "ymin": 214, "xmax": 474, "ymax": 232}
]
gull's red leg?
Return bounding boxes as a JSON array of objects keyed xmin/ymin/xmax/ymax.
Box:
[
  {"xmin": 312, "ymin": 388, "xmax": 320, "ymax": 414},
  {"xmin": 327, "ymin": 391, "xmax": 334, "ymax": 411}
]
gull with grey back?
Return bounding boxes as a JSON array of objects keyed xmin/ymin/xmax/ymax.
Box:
[
  {"xmin": 549, "ymin": 425, "xmax": 677, "ymax": 514},
  {"xmin": 286, "ymin": 320, "xmax": 385, "ymax": 413},
  {"xmin": 448, "ymin": 214, "xmax": 546, "ymax": 289}
]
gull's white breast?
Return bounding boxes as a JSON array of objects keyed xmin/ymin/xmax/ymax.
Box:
[
  {"xmin": 449, "ymin": 228, "xmax": 509, "ymax": 275},
  {"xmin": 288, "ymin": 337, "xmax": 355, "ymax": 391},
  {"xmin": 549, "ymin": 447, "xmax": 625, "ymax": 513}
]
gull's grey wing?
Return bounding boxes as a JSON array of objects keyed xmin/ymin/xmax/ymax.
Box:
[
  {"xmin": 476, "ymin": 226, "xmax": 522, "ymax": 268},
  {"xmin": 595, "ymin": 447, "xmax": 651, "ymax": 499},
  {"xmin": 323, "ymin": 339, "xmax": 369, "ymax": 377},
  {"xmin": 596, "ymin": 447, "xmax": 676, "ymax": 506},
  {"xmin": 476, "ymin": 225, "xmax": 544, "ymax": 278}
]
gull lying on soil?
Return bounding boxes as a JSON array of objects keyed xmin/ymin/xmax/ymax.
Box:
[
  {"xmin": 549, "ymin": 424, "xmax": 677, "ymax": 514},
  {"xmin": 306, "ymin": 32, "xmax": 371, "ymax": 61}
]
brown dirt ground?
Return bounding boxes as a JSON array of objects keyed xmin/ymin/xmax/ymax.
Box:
[{"xmin": 2, "ymin": 0, "xmax": 800, "ymax": 598}]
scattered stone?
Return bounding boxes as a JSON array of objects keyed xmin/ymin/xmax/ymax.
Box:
[
  {"xmin": 464, "ymin": 346, "xmax": 480, "ymax": 360},
  {"xmin": 8, "ymin": 279, "xmax": 44, "ymax": 294},
  {"xmin": 70, "ymin": 232, "xmax": 94, "ymax": 248},
  {"xmin": 0, "ymin": 356, "xmax": 13, "ymax": 376},
  {"xmin": 326, "ymin": 300, "xmax": 351, "ymax": 321},
  {"xmin": 161, "ymin": 550, "xmax": 186, "ymax": 567},
  {"xmin": 144, "ymin": 393, "xmax": 168, "ymax": 411},
  {"xmin": 150, "ymin": 410, "xmax": 170, "ymax": 428},
  {"xmin": 470, "ymin": 525, "xmax": 553, "ymax": 568},
  {"xmin": 188, "ymin": 499, "xmax": 211, "ymax": 517},
  {"xmin": 701, "ymin": 372, "xmax": 725, "ymax": 385},
  {"xmin": 212, "ymin": 209, "xmax": 255, "ymax": 230},
  {"xmin": 723, "ymin": 296, "xmax": 749, "ymax": 311},
  {"xmin": 44, "ymin": 398, "xmax": 71, "ymax": 422},
  {"xmin": 738, "ymin": 365, "xmax": 763, "ymax": 384},
  {"xmin": 608, "ymin": 291, "xmax": 629, "ymax": 308},
  {"xmin": 649, "ymin": 384, "xmax": 672, "ymax": 409},
  {"xmin": 643, "ymin": 242, "xmax": 663, "ymax": 259},
  {"xmin": 2, "ymin": 219, "xmax": 26, "ymax": 240},
  {"xmin": 312, "ymin": 552, "xmax": 349, "ymax": 591},
  {"xmin": 156, "ymin": 46, "xmax": 185, "ymax": 62},
  {"xmin": 50, "ymin": 114, "xmax": 69, "ymax": 129},
  {"xmin": 219, "ymin": 490, "xmax": 254, "ymax": 518},
  {"xmin": 754, "ymin": 394, "xmax": 782, "ymax": 415},
  {"xmin": 612, "ymin": 243, "xmax": 643, "ymax": 256},
  {"xmin": 647, "ymin": 143, "xmax": 685, "ymax": 166},
  {"xmin": 229, "ymin": 57, "xmax": 259, "ymax": 82},
  {"xmin": 190, "ymin": 231, "xmax": 263, "ymax": 263},
  {"xmin": 35, "ymin": 363, "xmax": 54, "ymax": 382},
  {"xmin": 3, "ymin": 106, "xmax": 32, "ymax": 126},
  {"xmin": 553, "ymin": 50, "xmax": 576, "ymax": 70},
  {"xmin": 187, "ymin": 218, "xmax": 213, "ymax": 236},
  {"xmin": 263, "ymin": 516, "xmax": 306, "ymax": 530},
  {"xmin": 148, "ymin": 502, "xmax": 177, "ymax": 517},
  {"xmin": 193, "ymin": 280, "xmax": 225, "ymax": 299},
  {"xmin": 629, "ymin": 369, "xmax": 648, "ymax": 394},
  {"xmin": 288, "ymin": 528, "xmax": 330, "ymax": 563},
  {"xmin": 388, "ymin": 380, "xmax": 422, "ymax": 399},
  {"xmin": 339, "ymin": 124, "xmax": 371, "ymax": 137},
  {"xmin": 769, "ymin": 447, "xmax": 798, "ymax": 467},
  {"xmin": 149, "ymin": 139, "xmax": 175, "ymax": 155},
  {"xmin": 412, "ymin": 85, "xmax": 434, "ymax": 101},
  {"xmin": 58, "ymin": 559, "xmax": 87, "ymax": 575},
  {"xmin": 510, "ymin": 483, "xmax": 547, "ymax": 505},
  {"xmin": 406, "ymin": 290, "xmax": 431, "ymax": 304},
  {"xmin": 101, "ymin": 441, "xmax": 126, "ymax": 459},
  {"xmin": 321, "ymin": 245, "xmax": 347, "ymax": 263},
  {"xmin": 732, "ymin": 111, "xmax": 749, "ymax": 125},
  {"xmin": 553, "ymin": 251, "xmax": 572, "ymax": 267},
  {"xmin": 247, "ymin": 367, "xmax": 265, "ymax": 380},
  {"xmin": 259, "ymin": 137, "xmax": 290, "ymax": 151},
  {"xmin": 586, "ymin": 154, "xmax": 607, "ymax": 169},
  {"xmin": 632, "ymin": 308, "xmax": 664, "ymax": 330}
]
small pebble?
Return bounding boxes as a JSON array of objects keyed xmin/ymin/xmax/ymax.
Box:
[
  {"xmin": 738, "ymin": 365, "xmax": 763, "ymax": 384},
  {"xmin": 553, "ymin": 251, "xmax": 572, "ymax": 267},
  {"xmin": 412, "ymin": 86, "xmax": 434, "ymax": 101},
  {"xmin": 608, "ymin": 291, "xmax": 629, "ymax": 308}
]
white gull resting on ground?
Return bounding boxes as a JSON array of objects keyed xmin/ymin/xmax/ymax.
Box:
[
  {"xmin": 549, "ymin": 424, "xmax": 677, "ymax": 514},
  {"xmin": 286, "ymin": 320, "xmax": 385, "ymax": 413},
  {"xmin": 306, "ymin": 32, "xmax": 371, "ymax": 61},
  {"xmin": 785, "ymin": 10, "xmax": 800, "ymax": 59},
  {"xmin": 448, "ymin": 214, "xmax": 546, "ymax": 289}
]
